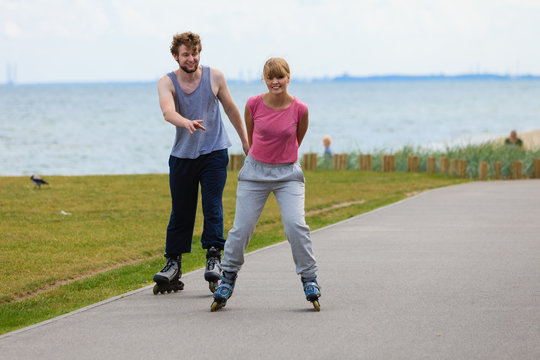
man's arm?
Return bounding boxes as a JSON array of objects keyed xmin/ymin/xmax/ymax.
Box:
[
  {"xmin": 211, "ymin": 69, "xmax": 250, "ymax": 155},
  {"xmin": 157, "ymin": 75, "xmax": 205, "ymax": 134}
]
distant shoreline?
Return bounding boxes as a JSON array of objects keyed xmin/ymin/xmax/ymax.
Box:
[
  {"xmin": 308, "ymin": 73, "xmax": 540, "ymax": 83},
  {"xmin": 2, "ymin": 73, "xmax": 540, "ymax": 86}
]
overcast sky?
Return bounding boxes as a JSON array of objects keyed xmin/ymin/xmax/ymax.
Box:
[{"xmin": 1, "ymin": 0, "xmax": 540, "ymax": 84}]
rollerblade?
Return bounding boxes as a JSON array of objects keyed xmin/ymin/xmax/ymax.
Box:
[
  {"xmin": 302, "ymin": 275, "xmax": 321, "ymax": 311},
  {"xmin": 210, "ymin": 271, "xmax": 237, "ymax": 312},
  {"xmin": 152, "ymin": 256, "xmax": 184, "ymax": 295},
  {"xmin": 204, "ymin": 247, "xmax": 222, "ymax": 293}
]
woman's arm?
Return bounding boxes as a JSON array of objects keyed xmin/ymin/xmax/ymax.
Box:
[
  {"xmin": 297, "ymin": 108, "xmax": 309, "ymax": 146},
  {"xmin": 244, "ymin": 104, "xmax": 254, "ymax": 148}
]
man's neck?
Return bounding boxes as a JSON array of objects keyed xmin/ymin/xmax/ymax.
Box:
[{"xmin": 176, "ymin": 66, "xmax": 202, "ymax": 84}]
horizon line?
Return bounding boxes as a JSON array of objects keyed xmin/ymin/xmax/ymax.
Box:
[{"xmin": 2, "ymin": 72, "xmax": 540, "ymax": 86}]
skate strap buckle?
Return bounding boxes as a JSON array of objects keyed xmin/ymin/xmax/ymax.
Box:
[
  {"xmin": 216, "ymin": 283, "xmax": 233, "ymax": 297},
  {"xmin": 303, "ymin": 282, "xmax": 320, "ymax": 295}
]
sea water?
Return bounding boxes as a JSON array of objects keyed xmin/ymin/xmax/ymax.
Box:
[{"xmin": 1, "ymin": 80, "xmax": 539, "ymax": 175}]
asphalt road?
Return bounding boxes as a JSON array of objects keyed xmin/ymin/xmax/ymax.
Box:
[{"xmin": 1, "ymin": 180, "xmax": 539, "ymax": 360}]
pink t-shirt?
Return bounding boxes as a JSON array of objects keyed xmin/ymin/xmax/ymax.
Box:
[{"xmin": 247, "ymin": 94, "xmax": 308, "ymax": 164}]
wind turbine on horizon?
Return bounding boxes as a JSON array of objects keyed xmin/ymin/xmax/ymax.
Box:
[{"xmin": 6, "ymin": 63, "xmax": 16, "ymax": 85}]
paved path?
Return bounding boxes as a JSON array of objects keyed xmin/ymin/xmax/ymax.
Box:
[{"xmin": 1, "ymin": 180, "xmax": 539, "ymax": 360}]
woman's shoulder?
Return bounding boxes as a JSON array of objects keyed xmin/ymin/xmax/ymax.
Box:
[
  {"xmin": 246, "ymin": 94, "xmax": 264, "ymax": 111},
  {"xmin": 247, "ymin": 94, "xmax": 263, "ymax": 104},
  {"xmin": 292, "ymin": 97, "xmax": 308, "ymax": 117},
  {"xmin": 292, "ymin": 97, "xmax": 308, "ymax": 109}
]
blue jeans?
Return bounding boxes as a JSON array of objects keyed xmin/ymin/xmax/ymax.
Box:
[{"xmin": 165, "ymin": 149, "xmax": 229, "ymax": 256}]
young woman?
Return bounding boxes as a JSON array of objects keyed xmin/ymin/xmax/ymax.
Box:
[{"xmin": 211, "ymin": 58, "xmax": 321, "ymax": 311}]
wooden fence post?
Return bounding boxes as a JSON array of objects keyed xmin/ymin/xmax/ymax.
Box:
[
  {"xmin": 439, "ymin": 157, "xmax": 448, "ymax": 174},
  {"xmin": 533, "ymin": 159, "xmax": 540, "ymax": 179},
  {"xmin": 494, "ymin": 161, "xmax": 502, "ymax": 180},
  {"xmin": 383, "ymin": 155, "xmax": 395, "ymax": 172},
  {"xmin": 229, "ymin": 154, "xmax": 244, "ymax": 171},
  {"xmin": 407, "ymin": 156, "xmax": 419, "ymax": 172},
  {"xmin": 426, "ymin": 157, "xmax": 436, "ymax": 174},
  {"xmin": 302, "ymin": 153, "xmax": 318, "ymax": 170},
  {"xmin": 333, "ymin": 154, "xmax": 348, "ymax": 170},
  {"xmin": 449, "ymin": 159, "xmax": 457, "ymax": 176},
  {"xmin": 302, "ymin": 153, "xmax": 310, "ymax": 170},
  {"xmin": 341, "ymin": 154, "xmax": 348, "ymax": 169},
  {"xmin": 511, "ymin": 160, "xmax": 523, "ymax": 179},
  {"xmin": 479, "ymin": 161, "xmax": 488, "ymax": 180},
  {"xmin": 458, "ymin": 159, "xmax": 467, "ymax": 178},
  {"xmin": 359, "ymin": 154, "xmax": 372, "ymax": 171}
]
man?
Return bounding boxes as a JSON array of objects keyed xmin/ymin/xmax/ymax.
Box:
[
  {"xmin": 505, "ymin": 130, "xmax": 524, "ymax": 148},
  {"xmin": 153, "ymin": 32, "xmax": 249, "ymax": 295}
]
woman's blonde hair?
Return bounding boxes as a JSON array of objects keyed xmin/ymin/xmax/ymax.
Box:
[{"xmin": 262, "ymin": 58, "xmax": 290, "ymax": 80}]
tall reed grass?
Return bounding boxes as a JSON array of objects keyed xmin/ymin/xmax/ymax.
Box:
[{"xmin": 315, "ymin": 143, "xmax": 540, "ymax": 178}]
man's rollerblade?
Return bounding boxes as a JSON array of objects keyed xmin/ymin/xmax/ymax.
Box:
[
  {"xmin": 204, "ymin": 247, "xmax": 222, "ymax": 293},
  {"xmin": 152, "ymin": 256, "xmax": 184, "ymax": 295},
  {"xmin": 302, "ymin": 275, "xmax": 321, "ymax": 311},
  {"xmin": 210, "ymin": 271, "xmax": 237, "ymax": 312}
]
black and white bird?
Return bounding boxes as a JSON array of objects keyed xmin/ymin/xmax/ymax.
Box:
[{"xmin": 30, "ymin": 175, "xmax": 49, "ymax": 188}]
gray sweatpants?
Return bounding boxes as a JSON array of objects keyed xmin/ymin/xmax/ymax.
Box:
[{"xmin": 221, "ymin": 155, "xmax": 318, "ymax": 278}]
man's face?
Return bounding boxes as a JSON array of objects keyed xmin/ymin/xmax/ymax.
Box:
[{"xmin": 174, "ymin": 44, "xmax": 200, "ymax": 73}]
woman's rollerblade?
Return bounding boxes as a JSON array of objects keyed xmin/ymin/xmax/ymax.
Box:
[
  {"xmin": 302, "ymin": 275, "xmax": 321, "ymax": 311},
  {"xmin": 210, "ymin": 271, "xmax": 237, "ymax": 312},
  {"xmin": 152, "ymin": 256, "xmax": 184, "ymax": 295},
  {"xmin": 204, "ymin": 247, "xmax": 222, "ymax": 293}
]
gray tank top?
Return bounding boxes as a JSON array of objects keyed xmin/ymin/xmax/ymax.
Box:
[{"xmin": 167, "ymin": 66, "xmax": 231, "ymax": 159}]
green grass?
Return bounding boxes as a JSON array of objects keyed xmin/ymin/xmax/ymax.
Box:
[{"xmin": 0, "ymin": 171, "xmax": 466, "ymax": 334}]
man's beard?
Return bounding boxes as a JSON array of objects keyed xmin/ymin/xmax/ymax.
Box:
[{"xmin": 180, "ymin": 64, "xmax": 198, "ymax": 74}]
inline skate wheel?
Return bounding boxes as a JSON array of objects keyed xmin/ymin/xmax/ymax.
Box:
[
  {"xmin": 211, "ymin": 301, "xmax": 225, "ymax": 312},
  {"xmin": 209, "ymin": 281, "xmax": 218, "ymax": 293},
  {"xmin": 153, "ymin": 285, "xmax": 159, "ymax": 295},
  {"xmin": 312, "ymin": 300, "xmax": 320, "ymax": 312}
]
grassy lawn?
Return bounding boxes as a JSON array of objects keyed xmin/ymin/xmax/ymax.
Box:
[{"xmin": 0, "ymin": 171, "xmax": 466, "ymax": 334}]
